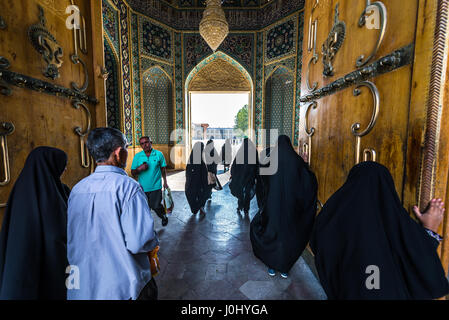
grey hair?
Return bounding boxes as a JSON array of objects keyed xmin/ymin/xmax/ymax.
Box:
[{"xmin": 87, "ymin": 127, "xmax": 127, "ymax": 163}]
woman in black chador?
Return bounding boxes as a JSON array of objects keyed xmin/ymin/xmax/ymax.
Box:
[
  {"xmin": 255, "ymin": 147, "xmax": 271, "ymax": 211},
  {"xmin": 221, "ymin": 138, "xmax": 232, "ymax": 172},
  {"xmin": 0, "ymin": 147, "xmax": 70, "ymax": 299},
  {"xmin": 250, "ymin": 135, "xmax": 317, "ymax": 278},
  {"xmin": 205, "ymin": 139, "xmax": 222, "ymax": 200},
  {"xmin": 185, "ymin": 142, "xmax": 209, "ymax": 215},
  {"xmin": 310, "ymin": 161, "xmax": 449, "ymax": 300},
  {"xmin": 229, "ymin": 138, "xmax": 259, "ymax": 215}
]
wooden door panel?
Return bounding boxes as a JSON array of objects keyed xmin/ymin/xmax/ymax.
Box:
[
  {"xmin": 301, "ymin": 0, "xmax": 449, "ymax": 274},
  {"xmin": 300, "ymin": 0, "xmax": 419, "ymax": 204},
  {"xmin": 0, "ymin": 0, "xmax": 106, "ymax": 224}
]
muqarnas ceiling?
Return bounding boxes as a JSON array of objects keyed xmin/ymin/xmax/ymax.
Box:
[
  {"xmin": 188, "ymin": 57, "xmax": 252, "ymax": 92},
  {"xmin": 165, "ymin": 1, "xmax": 274, "ymax": 8},
  {"xmin": 126, "ymin": 0, "xmax": 304, "ymax": 30}
]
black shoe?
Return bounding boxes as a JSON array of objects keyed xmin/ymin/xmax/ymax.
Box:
[{"xmin": 162, "ymin": 216, "xmax": 168, "ymax": 227}]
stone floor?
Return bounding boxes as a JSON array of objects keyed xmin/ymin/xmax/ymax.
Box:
[{"xmin": 151, "ymin": 169, "xmax": 327, "ymax": 300}]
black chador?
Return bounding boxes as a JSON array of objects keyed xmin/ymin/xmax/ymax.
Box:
[
  {"xmin": 250, "ymin": 135, "xmax": 317, "ymax": 274},
  {"xmin": 205, "ymin": 139, "xmax": 222, "ymax": 193},
  {"xmin": 205, "ymin": 139, "xmax": 219, "ymax": 175},
  {"xmin": 310, "ymin": 161, "xmax": 449, "ymax": 300},
  {"xmin": 0, "ymin": 147, "xmax": 70, "ymax": 299},
  {"xmin": 221, "ymin": 139, "xmax": 232, "ymax": 171},
  {"xmin": 229, "ymin": 138, "xmax": 259, "ymax": 214},
  {"xmin": 255, "ymin": 147, "xmax": 271, "ymax": 211},
  {"xmin": 185, "ymin": 142, "xmax": 209, "ymax": 214}
]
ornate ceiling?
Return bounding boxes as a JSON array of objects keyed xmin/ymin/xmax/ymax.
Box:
[
  {"xmin": 126, "ymin": 0, "xmax": 304, "ymax": 30},
  {"xmin": 163, "ymin": 0, "xmax": 273, "ymax": 8}
]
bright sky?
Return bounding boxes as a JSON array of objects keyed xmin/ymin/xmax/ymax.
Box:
[{"xmin": 191, "ymin": 93, "xmax": 249, "ymax": 128}]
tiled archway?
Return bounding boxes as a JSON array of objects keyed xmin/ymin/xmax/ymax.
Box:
[{"xmin": 184, "ymin": 51, "xmax": 255, "ymax": 161}]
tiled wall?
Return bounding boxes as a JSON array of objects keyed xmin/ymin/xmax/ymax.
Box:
[
  {"xmin": 102, "ymin": 0, "xmax": 304, "ymax": 148},
  {"xmin": 104, "ymin": 40, "xmax": 121, "ymax": 131},
  {"xmin": 142, "ymin": 67, "xmax": 173, "ymax": 144},
  {"xmin": 261, "ymin": 12, "xmax": 303, "ymax": 145},
  {"xmin": 265, "ymin": 67, "xmax": 294, "ymax": 140}
]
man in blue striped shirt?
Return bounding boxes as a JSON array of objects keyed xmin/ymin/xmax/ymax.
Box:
[{"xmin": 67, "ymin": 128, "xmax": 159, "ymax": 300}]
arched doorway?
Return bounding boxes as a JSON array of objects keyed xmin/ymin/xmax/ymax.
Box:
[
  {"xmin": 263, "ymin": 66, "xmax": 295, "ymax": 146},
  {"xmin": 141, "ymin": 66, "xmax": 174, "ymax": 146},
  {"xmin": 184, "ymin": 51, "xmax": 254, "ymax": 161}
]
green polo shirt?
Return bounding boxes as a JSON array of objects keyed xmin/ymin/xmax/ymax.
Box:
[{"xmin": 131, "ymin": 149, "xmax": 167, "ymax": 192}]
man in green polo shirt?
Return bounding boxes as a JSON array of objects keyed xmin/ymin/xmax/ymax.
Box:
[{"xmin": 131, "ymin": 136, "xmax": 169, "ymax": 226}]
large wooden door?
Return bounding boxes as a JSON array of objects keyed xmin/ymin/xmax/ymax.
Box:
[
  {"xmin": 0, "ymin": 0, "xmax": 106, "ymax": 224},
  {"xmin": 299, "ymin": 0, "xmax": 449, "ymax": 272}
]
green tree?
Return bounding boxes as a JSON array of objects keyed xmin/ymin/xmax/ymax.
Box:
[{"xmin": 234, "ymin": 104, "xmax": 248, "ymax": 137}]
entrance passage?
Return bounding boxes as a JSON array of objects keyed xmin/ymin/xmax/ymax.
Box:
[
  {"xmin": 168, "ymin": 93, "xmax": 250, "ymax": 191},
  {"xmin": 191, "ymin": 92, "xmax": 250, "ymax": 153}
]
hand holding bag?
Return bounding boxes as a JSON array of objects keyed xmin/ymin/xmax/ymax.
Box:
[
  {"xmin": 163, "ymin": 187, "xmax": 174, "ymax": 214},
  {"xmin": 214, "ymin": 174, "xmax": 223, "ymax": 190},
  {"xmin": 207, "ymin": 171, "xmax": 217, "ymax": 186},
  {"xmin": 147, "ymin": 246, "xmax": 161, "ymax": 276}
]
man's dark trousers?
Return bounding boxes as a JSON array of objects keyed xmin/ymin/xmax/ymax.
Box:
[
  {"xmin": 137, "ymin": 278, "xmax": 158, "ymax": 300},
  {"xmin": 145, "ymin": 189, "xmax": 168, "ymax": 226}
]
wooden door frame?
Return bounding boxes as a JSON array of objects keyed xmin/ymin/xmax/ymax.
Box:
[{"xmin": 407, "ymin": 0, "xmax": 449, "ymax": 273}]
